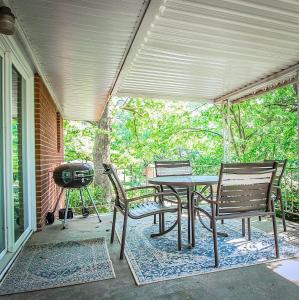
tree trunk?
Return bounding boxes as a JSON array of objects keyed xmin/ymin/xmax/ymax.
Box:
[{"xmin": 93, "ymin": 104, "xmax": 112, "ymax": 200}]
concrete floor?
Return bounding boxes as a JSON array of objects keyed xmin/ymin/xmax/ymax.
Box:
[{"xmin": 2, "ymin": 213, "xmax": 299, "ymax": 300}]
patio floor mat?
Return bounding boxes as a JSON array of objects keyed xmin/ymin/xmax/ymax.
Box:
[
  {"xmin": 0, "ymin": 238, "xmax": 115, "ymax": 295},
  {"xmin": 116, "ymin": 216, "xmax": 299, "ymax": 285}
]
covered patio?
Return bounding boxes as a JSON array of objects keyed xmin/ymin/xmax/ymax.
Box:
[
  {"xmin": 2, "ymin": 215, "xmax": 299, "ymax": 300},
  {"xmin": 0, "ymin": 0, "xmax": 299, "ymax": 299}
]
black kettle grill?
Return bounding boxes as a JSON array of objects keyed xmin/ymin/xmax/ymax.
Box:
[
  {"xmin": 53, "ymin": 163, "xmax": 94, "ymax": 188},
  {"xmin": 46, "ymin": 163, "xmax": 101, "ymax": 228}
]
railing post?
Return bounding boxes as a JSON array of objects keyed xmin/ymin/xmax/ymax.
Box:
[{"xmin": 223, "ymin": 99, "xmax": 231, "ymax": 163}]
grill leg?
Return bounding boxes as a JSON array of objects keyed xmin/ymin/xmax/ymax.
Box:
[
  {"xmin": 85, "ymin": 187, "xmax": 102, "ymax": 223},
  {"xmin": 53, "ymin": 188, "xmax": 64, "ymax": 213},
  {"xmin": 79, "ymin": 188, "xmax": 87, "ymax": 207},
  {"xmin": 63, "ymin": 189, "xmax": 70, "ymax": 229}
]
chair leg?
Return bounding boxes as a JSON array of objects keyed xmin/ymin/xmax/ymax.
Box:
[
  {"xmin": 272, "ymin": 214, "xmax": 280, "ymax": 258},
  {"xmin": 242, "ymin": 218, "xmax": 245, "ymax": 237},
  {"xmin": 154, "ymin": 214, "xmax": 157, "ymax": 224},
  {"xmin": 159, "ymin": 213, "xmax": 163, "ymax": 233},
  {"xmin": 111, "ymin": 207, "xmax": 117, "ymax": 244},
  {"xmin": 259, "ymin": 216, "xmax": 262, "ymax": 222},
  {"xmin": 211, "ymin": 205, "xmax": 219, "ymax": 267},
  {"xmin": 278, "ymin": 189, "xmax": 287, "ymax": 232},
  {"xmin": 212, "ymin": 218, "xmax": 219, "ymax": 268},
  {"xmin": 177, "ymin": 208, "xmax": 182, "ymax": 251},
  {"xmin": 187, "ymin": 203, "xmax": 191, "ymax": 244},
  {"xmin": 120, "ymin": 210, "xmax": 128, "ymax": 260},
  {"xmin": 210, "ymin": 204, "xmax": 213, "ymax": 228},
  {"xmin": 247, "ymin": 218, "xmax": 251, "ymax": 241}
]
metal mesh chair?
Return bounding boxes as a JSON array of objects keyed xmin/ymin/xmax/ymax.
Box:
[
  {"xmin": 193, "ymin": 162, "xmax": 279, "ymax": 267},
  {"xmin": 103, "ymin": 163, "xmax": 182, "ymax": 259}
]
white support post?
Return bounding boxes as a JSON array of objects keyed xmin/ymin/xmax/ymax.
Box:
[
  {"xmin": 223, "ymin": 99, "xmax": 231, "ymax": 163},
  {"xmin": 297, "ymin": 72, "xmax": 299, "ymax": 160}
]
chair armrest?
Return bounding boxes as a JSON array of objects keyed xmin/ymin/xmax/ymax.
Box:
[
  {"xmin": 127, "ymin": 191, "xmax": 181, "ymax": 205},
  {"xmin": 125, "ymin": 185, "xmax": 160, "ymax": 193},
  {"xmin": 192, "ymin": 190, "xmax": 218, "ymax": 205}
]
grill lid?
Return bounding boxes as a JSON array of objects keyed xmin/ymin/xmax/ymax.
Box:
[{"xmin": 53, "ymin": 163, "xmax": 94, "ymax": 188}]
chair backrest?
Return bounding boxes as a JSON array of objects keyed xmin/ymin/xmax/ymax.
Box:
[
  {"xmin": 154, "ymin": 160, "xmax": 192, "ymax": 177},
  {"xmin": 217, "ymin": 162, "xmax": 277, "ymax": 214},
  {"xmin": 103, "ymin": 163, "xmax": 127, "ymax": 209},
  {"xmin": 264, "ymin": 159, "xmax": 287, "ymax": 187},
  {"xmin": 154, "ymin": 160, "xmax": 192, "ymax": 199}
]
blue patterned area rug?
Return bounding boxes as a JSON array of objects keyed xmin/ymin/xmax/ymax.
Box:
[
  {"xmin": 116, "ymin": 216, "xmax": 299, "ymax": 285},
  {"xmin": 0, "ymin": 238, "xmax": 115, "ymax": 295}
]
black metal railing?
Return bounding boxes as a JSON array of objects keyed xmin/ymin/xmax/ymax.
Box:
[{"xmin": 283, "ymin": 166, "xmax": 299, "ymax": 217}]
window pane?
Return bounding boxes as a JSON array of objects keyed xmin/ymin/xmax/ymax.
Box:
[
  {"xmin": 12, "ymin": 66, "xmax": 25, "ymax": 242},
  {"xmin": 0, "ymin": 57, "xmax": 5, "ymax": 253}
]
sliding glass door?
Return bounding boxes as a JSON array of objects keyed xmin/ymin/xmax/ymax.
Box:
[{"xmin": 0, "ymin": 38, "xmax": 35, "ymax": 279}]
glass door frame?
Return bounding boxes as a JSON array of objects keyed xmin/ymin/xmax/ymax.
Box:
[
  {"xmin": 0, "ymin": 46, "xmax": 7, "ymax": 261},
  {"xmin": 0, "ymin": 36, "xmax": 35, "ymax": 256}
]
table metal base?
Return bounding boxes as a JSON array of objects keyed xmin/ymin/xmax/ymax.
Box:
[{"xmin": 151, "ymin": 219, "xmax": 178, "ymax": 237}]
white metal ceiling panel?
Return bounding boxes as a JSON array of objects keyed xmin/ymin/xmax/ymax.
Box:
[
  {"xmin": 11, "ymin": 0, "xmax": 149, "ymax": 120},
  {"xmin": 114, "ymin": 0, "xmax": 299, "ymax": 103}
]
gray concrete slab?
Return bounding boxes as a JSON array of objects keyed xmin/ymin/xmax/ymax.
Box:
[{"xmin": 1, "ymin": 214, "xmax": 299, "ymax": 300}]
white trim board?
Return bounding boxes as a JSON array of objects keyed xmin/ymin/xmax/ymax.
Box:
[{"xmin": 0, "ymin": 32, "xmax": 36, "ymax": 277}]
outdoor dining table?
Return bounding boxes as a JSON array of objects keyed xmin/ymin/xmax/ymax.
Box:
[{"xmin": 148, "ymin": 175, "xmax": 219, "ymax": 247}]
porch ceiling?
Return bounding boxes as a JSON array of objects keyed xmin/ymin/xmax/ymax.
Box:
[
  {"xmin": 10, "ymin": 0, "xmax": 149, "ymax": 120},
  {"xmin": 9, "ymin": 0, "xmax": 299, "ymax": 120},
  {"xmin": 114, "ymin": 0, "xmax": 299, "ymax": 103}
]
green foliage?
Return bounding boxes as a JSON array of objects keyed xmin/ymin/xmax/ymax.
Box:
[
  {"xmin": 111, "ymin": 99, "xmax": 224, "ymax": 172},
  {"xmin": 110, "ymin": 86, "xmax": 297, "ymax": 171},
  {"xmin": 227, "ymin": 86, "xmax": 297, "ymax": 163},
  {"xmin": 64, "ymin": 85, "xmax": 298, "ymax": 219},
  {"xmin": 63, "ymin": 120, "xmax": 96, "ymax": 162}
]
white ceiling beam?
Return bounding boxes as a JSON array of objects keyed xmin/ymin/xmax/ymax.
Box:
[{"xmin": 111, "ymin": 0, "xmax": 166, "ymax": 97}]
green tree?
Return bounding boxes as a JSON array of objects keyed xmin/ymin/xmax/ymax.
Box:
[{"xmin": 63, "ymin": 120, "xmax": 95, "ymax": 162}]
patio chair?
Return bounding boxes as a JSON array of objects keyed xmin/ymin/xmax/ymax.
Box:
[
  {"xmin": 154, "ymin": 160, "xmax": 193, "ymax": 228},
  {"xmin": 193, "ymin": 162, "xmax": 279, "ymax": 267},
  {"xmin": 154, "ymin": 160, "xmax": 193, "ymax": 199},
  {"xmin": 103, "ymin": 163, "xmax": 182, "ymax": 259},
  {"xmin": 155, "ymin": 159, "xmax": 214, "ymax": 193},
  {"xmin": 262, "ymin": 160, "xmax": 288, "ymax": 231}
]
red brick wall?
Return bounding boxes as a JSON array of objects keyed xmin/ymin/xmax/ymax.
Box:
[{"xmin": 35, "ymin": 74, "xmax": 64, "ymax": 230}]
